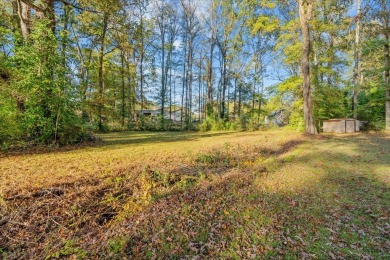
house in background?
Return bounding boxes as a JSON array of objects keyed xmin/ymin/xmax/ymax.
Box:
[
  {"xmin": 136, "ymin": 109, "xmax": 182, "ymax": 122},
  {"xmin": 136, "ymin": 109, "xmax": 160, "ymax": 118},
  {"xmin": 166, "ymin": 110, "xmax": 182, "ymax": 122}
]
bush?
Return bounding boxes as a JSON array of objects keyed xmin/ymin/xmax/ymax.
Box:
[
  {"xmin": 0, "ymin": 109, "xmax": 22, "ymax": 148},
  {"xmin": 58, "ymin": 124, "xmax": 96, "ymax": 145},
  {"xmin": 367, "ymin": 121, "xmax": 385, "ymax": 131},
  {"xmin": 198, "ymin": 116, "xmax": 239, "ymax": 132},
  {"xmin": 199, "ymin": 118, "xmax": 213, "ymax": 131}
]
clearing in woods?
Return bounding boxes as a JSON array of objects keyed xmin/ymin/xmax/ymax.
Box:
[{"xmin": 0, "ymin": 129, "xmax": 389, "ymax": 258}]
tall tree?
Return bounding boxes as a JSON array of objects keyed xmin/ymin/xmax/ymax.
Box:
[
  {"xmin": 353, "ymin": 0, "xmax": 361, "ymax": 119},
  {"xmin": 382, "ymin": 0, "xmax": 390, "ymax": 130},
  {"xmin": 298, "ymin": 0, "xmax": 318, "ymax": 134}
]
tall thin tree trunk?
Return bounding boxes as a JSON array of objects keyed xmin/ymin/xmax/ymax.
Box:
[
  {"xmin": 258, "ymin": 62, "xmax": 264, "ymax": 123},
  {"xmin": 233, "ymin": 76, "xmax": 237, "ymax": 116},
  {"xmin": 252, "ymin": 81, "xmax": 255, "ymax": 112},
  {"xmin": 126, "ymin": 54, "xmax": 134, "ymax": 126},
  {"xmin": 98, "ymin": 14, "xmax": 108, "ymax": 131},
  {"xmin": 353, "ymin": 0, "xmax": 361, "ymax": 119},
  {"xmin": 61, "ymin": 4, "xmax": 70, "ymax": 69},
  {"xmin": 139, "ymin": 11, "xmax": 145, "ymax": 112},
  {"xmin": 121, "ymin": 51, "xmax": 126, "ymax": 127},
  {"xmin": 181, "ymin": 37, "xmax": 187, "ymax": 128},
  {"xmin": 299, "ymin": 0, "xmax": 318, "ymax": 134},
  {"xmin": 221, "ymin": 50, "xmax": 227, "ymax": 119},
  {"xmin": 327, "ymin": 33, "xmax": 334, "ymax": 86},
  {"xmin": 169, "ymin": 54, "xmax": 173, "ymax": 121},
  {"xmin": 188, "ymin": 38, "xmax": 194, "ymax": 125},
  {"xmin": 14, "ymin": 0, "xmax": 31, "ymax": 112},
  {"xmin": 238, "ymin": 80, "xmax": 242, "ymax": 116},
  {"xmin": 166, "ymin": 41, "xmax": 174, "ymax": 125},
  {"xmin": 383, "ymin": 0, "xmax": 390, "ymax": 130},
  {"xmin": 226, "ymin": 68, "xmax": 229, "ymax": 120},
  {"xmin": 198, "ymin": 54, "xmax": 202, "ymax": 121},
  {"xmin": 127, "ymin": 64, "xmax": 132, "ymax": 125},
  {"xmin": 160, "ymin": 10, "xmax": 166, "ymax": 126},
  {"xmin": 207, "ymin": 42, "xmax": 215, "ymax": 117}
]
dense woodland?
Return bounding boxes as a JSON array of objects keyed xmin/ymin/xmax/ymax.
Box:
[{"xmin": 0, "ymin": 0, "xmax": 389, "ymax": 145}]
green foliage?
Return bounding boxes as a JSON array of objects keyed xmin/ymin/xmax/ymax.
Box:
[
  {"xmin": 108, "ymin": 237, "xmax": 128, "ymax": 254},
  {"xmin": 289, "ymin": 99, "xmax": 305, "ymax": 132},
  {"xmin": 278, "ymin": 76, "xmax": 302, "ymax": 95},
  {"xmin": 199, "ymin": 117, "xmax": 213, "ymax": 131},
  {"xmin": 251, "ymin": 16, "xmax": 279, "ymax": 34},
  {"xmin": 48, "ymin": 240, "xmax": 87, "ymax": 259},
  {"xmin": 0, "ymin": 0, "xmax": 388, "ymax": 148},
  {"xmin": 313, "ymin": 86, "xmax": 349, "ymax": 129},
  {"xmin": 0, "ymin": 102, "xmax": 21, "ymax": 148},
  {"xmin": 3, "ymin": 20, "xmax": 89, "ymax": 145},
  {"xmin": 198, "ymin": 116, "xmax": 238, "ymax": 131},
  {"xmin": 0, "ymin": 56, "xmax": 20, "ymax": 147},
  {"xmin": 357, "ymin": 88, "xmax": 386, "ymax": 125},
  {"xmin": 137, "ymin": 115, "xmax": 164, "ymax": 131},
  {"xmin": 266, "ymin": 76, "xmax": 304, "ymax": 131}
]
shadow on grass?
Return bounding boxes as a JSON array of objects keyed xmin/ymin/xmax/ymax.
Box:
[
  {"xmin": 1, "ymin": 133, "xmax": 388, "ymax": 259},
  {"xmin": 111, "ymin": 134, "xmax": 389, "ymax": 259},
  {"xmin": 97, "ymin": 131, "xmax": 236, "ymax": 148},
  {"xmin": 0, "ymin": 133, "xmax": 303, "ymax": 259},
  {"xmin": 0, "ymin": 131, "xmax": 236, "ymax": 158}
]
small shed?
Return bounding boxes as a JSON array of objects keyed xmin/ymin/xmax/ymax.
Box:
[{"xmin": 323, "ymin": 118, "xmax": 360, "ymax": 133}]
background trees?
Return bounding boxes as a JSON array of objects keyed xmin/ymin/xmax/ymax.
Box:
[{"xmin": 0, "ymin": 0, "xmax": 389, "ymax": 145}]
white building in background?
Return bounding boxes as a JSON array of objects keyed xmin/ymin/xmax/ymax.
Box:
[{"xmin": 136, "ymin": 109, "xmax": 183, "ymax": 122}]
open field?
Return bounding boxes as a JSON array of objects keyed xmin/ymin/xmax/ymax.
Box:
[{"xmin": 0, "ymin": 129, "xmax": 389, "ymax": 259}]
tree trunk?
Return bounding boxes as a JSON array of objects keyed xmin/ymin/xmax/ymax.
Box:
[
  {"xmin": 188, "ymin": 37, "xmax": 194, "ymax": 124},
  {"xmin": 206, "ymin": 42, "xmax": 215, "ymax": 117},
  {"xmin": 353, "ymin": 0, "xmax": 361, "ymax": 119},
  {"xmin": 17, "ymin": 0, "xmax": 30, "ymax": 39},
  {"xmin": 169, "ymin": 53, "xmax": 173, "ymax": 122},
  {"xmin": 298, "ymin": 0, "xmax": 318, "ymax": 134},
  {"xmin": 121, "ymin": 51, "xmax": 126, "ymax": 127},
  {"xmin": 238, "ymin": 80, "xmax": 242, "ymax": 116},
  {"xmin": 233, "ymin": 76, "xmax": 237, "ymax": 116},
  {"xmin": 198, "ymin": 54, "xmax": 202, "ymax": 121},
  {"xmin": 98, "ymin": 14, "xmax": 108, "ymax": 131},
  {"xmin": 221, "ymin": 49, "xmax": 227, "ymax": 119},
  {"xmin": 180, "ymin": 36, "xmax": 187, "ymax": 128},
  {"xmin": 126, "ymin": 53, "xmax": 135, "ymax": 126},
  {"xmin": 167, "ymin": 38, "xmax": 174, "ymax": 125},
  {"xmin": 258, "ymin": 63, "xmax": 264, "ymax": 123},
  {"xmin": 139, "ymin": 11, "xmax": 145, "ymax": 112},
  {"xmin": 160, "ymin": 10, "xmax": 166, "ymax": 126},
  {"xmin": 61, "ymin": 3, "xmax": 70, "ymax": 69},
  {"xmin": 383, "ymin": 0, "xmax": 390, "ymax": 130},
  {"xmin": 14, "ymin": 0, "xmax": 31, "ymax": 112},
  {"xmin": 327, "ymin": 33, "xmax": 334, "ymax": 86}
]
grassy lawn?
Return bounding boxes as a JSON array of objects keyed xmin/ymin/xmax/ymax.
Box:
[{"xmin": 0, "ymin": 129, "xmax": 389, "ymax": 259}]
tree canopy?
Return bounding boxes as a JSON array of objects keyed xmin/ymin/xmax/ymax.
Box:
[{"xmin": 0, "ymin": 0, "xmax": 389, "ymax": 146}]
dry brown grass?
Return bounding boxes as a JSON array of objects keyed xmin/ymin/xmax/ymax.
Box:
[{"xmin": 0, "ymin": 129, "xmax": 389, "ymax": 259}]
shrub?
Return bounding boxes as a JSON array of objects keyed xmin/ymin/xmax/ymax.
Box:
[{"xmin": 0, "ymin": 108, "xmax": 22, "ymax": 148}]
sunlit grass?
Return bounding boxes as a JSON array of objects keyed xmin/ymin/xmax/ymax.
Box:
[{"xmin": 0, "ymin": 129, "xmax": 388, "ymax": 259}]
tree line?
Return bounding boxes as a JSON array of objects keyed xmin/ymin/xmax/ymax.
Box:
[{"xmin": 0, "ymin": 0, "xmax": 388, "ymax": 145}]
